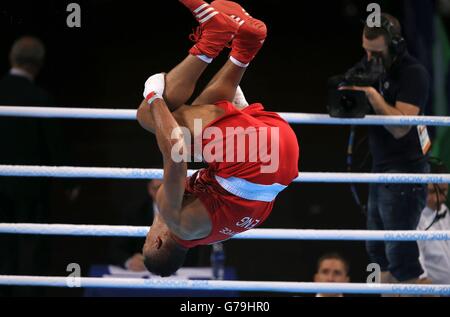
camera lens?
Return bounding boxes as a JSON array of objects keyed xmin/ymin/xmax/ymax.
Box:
[{"xmin": 341, "ymin": 94, "xmax": 355, "ymax": 110}]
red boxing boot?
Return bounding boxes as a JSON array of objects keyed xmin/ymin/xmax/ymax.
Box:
[
  {"xmin": 180, "ymin": 0, "xmax": 239, "ymax": 59},
  {"xmin": 211, "ymin": 0, "xmax": 267, "ymax": 65}
]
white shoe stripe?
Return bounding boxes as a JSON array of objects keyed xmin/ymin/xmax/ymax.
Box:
[
  {"xmin": 231, "ymin": 16, "xmax": 244, "ymax": 25},
  {"xmin": 199, "ymin": 11, "xmax": 219, "ymax": 24},
  {"xmin": 193, "ymin": 3, "xmax": 209, "ymax": 13},
  {"xmin": 196, "ymin": 7, "xmax": 214, "ymax": 19},
  {"xmin": 231, "ymin": 13, "xmax": 248, "ymax": 22}
]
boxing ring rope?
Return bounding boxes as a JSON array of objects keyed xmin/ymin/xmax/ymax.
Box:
[
  {"xmin": 1, "ymin": 165, "xmax": 450, "ymax": 183},
  {"xmin": 0, "ymin": 223, "xmax": 450, "ymax": 241},
  {"xmin": 1, "ymin": 105, "xmax": 450, "ymax": 126},
  {"xmin": 2, "ymin": 106, "xmax": 450, "ymax": 294},
  {"xmin": 0, "ymin": 276, "xmax": 449, "ymax": 295}
]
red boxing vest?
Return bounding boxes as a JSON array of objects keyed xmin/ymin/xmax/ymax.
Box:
[{"xmin": 173, "ymin": 101, "xmax": 299, "ymax": 248}]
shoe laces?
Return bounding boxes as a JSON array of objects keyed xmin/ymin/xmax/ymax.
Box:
[
  {"xmin": 189, "ymin": 26, "xmax": 233, "ymax": 48},
  {"xmin": 189, "ymin": 27, "xmax": 202, "ymax": 43}
]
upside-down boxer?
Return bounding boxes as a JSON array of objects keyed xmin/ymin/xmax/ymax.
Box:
[{"xmin": 136, "ymin": 0, "xmax": 299, "ymax": 277}]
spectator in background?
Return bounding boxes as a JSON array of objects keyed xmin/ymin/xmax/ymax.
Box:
[
  {"xmin": 313, "ymin": 253, "xmax": 350, "ymax": 297},
  {"xmin": 417, "ymin": 159, "xmax": 450, "ymax": 285},
  {"xmin": 0, "ymin": 36, "xmax": 73, "ymax": 296}
]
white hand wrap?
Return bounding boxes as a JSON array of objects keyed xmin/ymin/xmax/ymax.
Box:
[{"xmin": 143, "ymin": 73, "xmax": 165, "ymax": 105}]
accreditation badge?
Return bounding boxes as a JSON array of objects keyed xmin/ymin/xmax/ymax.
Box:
[{"xmin": 417, "ymin": 125, "xmax": 431, "ymax": 155}]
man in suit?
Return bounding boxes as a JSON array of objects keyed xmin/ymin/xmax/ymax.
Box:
[{"xmin": 0, "ymin": 36, "xmax": 61, "ymax": 296}]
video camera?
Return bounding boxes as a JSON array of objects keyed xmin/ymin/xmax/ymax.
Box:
[{"xmin": 327, "ymin": 56, "xmax": 385, "ymax": 118}]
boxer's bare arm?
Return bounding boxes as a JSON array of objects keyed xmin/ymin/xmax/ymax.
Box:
[
  {"xmin": 148, "ymin": 98, "xmax": 186, "ymax": 230},
  {"xmin": 147, "ymin": 98, "xmax": 212, "ymax": 239}
]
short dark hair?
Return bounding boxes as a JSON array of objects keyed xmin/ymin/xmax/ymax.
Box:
[
  {"xmin": 316, "ymin": 253, "xmax": 350, "ymax": 275},
  {"xmin": 364, "ymin": 13, "xmax": 402, "ymax": 42},
  {"xmin": 143, "ymin": 238, "xmax": 188, "ymax": 277}
]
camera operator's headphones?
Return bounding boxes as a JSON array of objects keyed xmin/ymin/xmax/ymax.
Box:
[{"xmin": 380, "ymin": 15, "xmax": 407, "ymax": 59}]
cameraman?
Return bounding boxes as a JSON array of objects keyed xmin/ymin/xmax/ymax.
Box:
[{"xmin": 341, "ymin": 14, "xmax": 431, "ymax": 285}]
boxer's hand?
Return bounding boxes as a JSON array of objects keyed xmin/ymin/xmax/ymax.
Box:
[
  {"xmin": 143, "ymin": 73, "xmax": 166, "ymax": 104},
  {"xmin": 125, "ymin": 253, "xmax": 146, "ymax": 272}
]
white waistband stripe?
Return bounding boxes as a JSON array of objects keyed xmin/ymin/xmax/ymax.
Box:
[{"xmin": 215, "ymin": 175, "xmax": 286, "ymax": 202}]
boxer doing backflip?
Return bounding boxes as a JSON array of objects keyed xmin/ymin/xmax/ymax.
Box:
[{"xmin": 136, "ymin": 0, "xmax": 299, "ymax": 277}]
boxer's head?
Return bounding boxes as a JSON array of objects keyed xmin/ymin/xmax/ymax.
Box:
[{"xmin": 142, "ymin": 215, "xmax": 188, "ymax": 277}]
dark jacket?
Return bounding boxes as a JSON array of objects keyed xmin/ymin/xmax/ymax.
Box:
[{"xmin": 0, "ymin": 73, "xmax": 61, "ymax": 199}]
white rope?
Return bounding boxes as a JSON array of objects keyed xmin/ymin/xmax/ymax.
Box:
[
  {"xmin": 296, "ymin": 172, "xmax": 450, "ymax": 184},
  {"xmin": 280, "ymin": 112, "xmax": 450, "ymax": 126},
  {"xmin": 1, "ymin": 106, "xmax": 450, "ymax": 126},
  {"xmin": 0, "ymin": 223, "xmax": 148, "ymax": 237},
  {"xmin": 1, "ymin": 224, "xmax": 450, "ymax": 241},
  {"xmin": 234, "ymin": 229, "xmax": 450, "ymax": 241},
  {"xmin": 0, "ymin": 106, "xmax": 136, "ymax": 120},
  {"xmin": 0, "ymin": 165, "xmax": 194, "ymax": 179},
  {"xmin": 0, "ymin": 275, "xmax": 449, "ymax": 295},
  {"xmin": 0, "ymin": 165, "xmax": 449, "ymax": 184}
]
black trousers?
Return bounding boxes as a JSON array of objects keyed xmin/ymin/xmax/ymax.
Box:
[{"xmin": 0, "ymin": 192, "xmax": 50, "ymax": 296}]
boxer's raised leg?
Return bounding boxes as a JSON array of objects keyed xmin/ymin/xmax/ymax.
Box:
[
  {"xmin": 137, "ymin": 0, "xmax": 238, "ymax": 132},
  {"xmin": 192, "ymin": 60, "xmax": 246, "ymax": 105}
]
